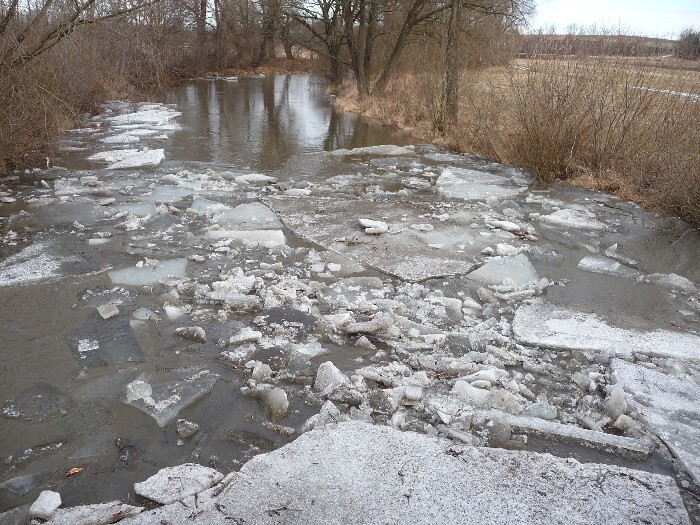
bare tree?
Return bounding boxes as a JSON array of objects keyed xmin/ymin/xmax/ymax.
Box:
[{"xmin": 1, "ymin": 0, "xmax": 163, "ymax": 72}]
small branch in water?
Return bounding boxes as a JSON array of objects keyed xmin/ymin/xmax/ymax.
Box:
[{"xmin": 670, "ymin": 228, "xmax": 700, "ymax": 247}]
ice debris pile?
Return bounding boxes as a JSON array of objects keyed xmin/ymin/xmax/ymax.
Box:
[{"xmin": 2, "ymin": 129, "xmax": 700, "ymax": 523}]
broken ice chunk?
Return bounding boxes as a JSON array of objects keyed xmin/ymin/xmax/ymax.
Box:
[
  {"xmin": 330, "ymin": 145, "xmax": 414, "ymax": 157},
  {"xmin": 300, "ymin": 400, "xmax": 346, "ymax": 432},
  {"xmin": 230, "ymin": 327, "xmax": 263, "ymax": 344},
  {"xmin": 234, "ymin": 173, "xmax": 277, "ymax": 186},
  {"xmin": 109, "ymin": 258, "xmax": 188, "ymax": 287},
  {"xmin": 88, "ymin": 148, "xmax": 165, "ymax": 169},
  {"xmin": 207, "ymin": 229, "xmax": 286, "ymax": 247},
  {"xmin": 436, "ymin": 168, "xmax": 525, "ymax": 201},
  {"xmin": 176, "ymin": 419, "xmax": 200, "ymax": 439},
  {"xmin": 485, "ymin": 218, "xmax": 521, "ymax": 234},
  {"xmin": 29, "ymin": 490, "xmax": 62, "ymax": 520},
  {"xmin": 251, "ymin": 387, "xmax": 289, "ymax": 421},
  {"xmin": 358, "ymin": 218, "xmax": 388, "ymax": 235},
  {"xmin": 577, "ymin": 255, "xmax": 641, "ymax": 278},
  {"xmin": 134, "ymin": 464, "xmax": 223, "ymax": 504},
  {"xmin": 132, "ymin": 308, "xmax": 159, "ymax": 321},
  {"xmin": 538, "ymin": 208, "xmax": 607, "ymax": 231},
  {"xmin": 97, "ymin": 304, "xmax": 119, "ymax": 319},
  {"xmin": 467, "ymin": 254, "xmax": 539, "ymax": 287},
  {"xmin": 211, "ymin": 202, "xmax": 283, "ymax": 230},
  {"xmin": 495, "ymin": 243, "xmax": 520, "ymax": 256},
  {"xmin": 314, "ymin": 362, "xmax": 349, "ymax": 394},
  {"xmin": 644, "ymin": 273, "xmax": 697, "ymax": 293},
  {"xmin": 175, "ymin": 326, "xmax": 207, "ymax": 343},
  {"xmin": 122, "ymin": 370, "xmax": 218, "ymax": 427},
  {"xmin": 292, "ymin": 339, "xmax": 329, "ymax": 359}
]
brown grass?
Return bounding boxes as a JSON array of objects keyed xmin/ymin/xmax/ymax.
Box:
[{"xmin": 336, "ymin": 55, "xmax": 700, "ymax": 226}]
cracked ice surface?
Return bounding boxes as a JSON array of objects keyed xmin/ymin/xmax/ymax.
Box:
[
  {"xmin": 436, "ymin": 167, "xmax": 527, "ymax": 201},
  {"xmin": 611, "ymin": 359, "xmax": 700, "ymax": 484},
  {"xmin": 265, "ymin": 195, "xmax": 495, "ymax": 281},
  {"xmin": 118, "ymin": 422, "xmax": 689, "ymax": 525},
  {"xmin": 513, "ymin": 299, "xmax": 700, "ymax": 361}
]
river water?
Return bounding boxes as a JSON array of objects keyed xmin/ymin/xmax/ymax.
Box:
[{"xmin": 1, "ymin": 74, "xmax": 699, "ymax": 517}]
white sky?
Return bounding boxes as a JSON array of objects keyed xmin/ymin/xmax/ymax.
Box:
[{"xmin": 530, "ymin": 0, "xmax": 700, "ymax": 39}]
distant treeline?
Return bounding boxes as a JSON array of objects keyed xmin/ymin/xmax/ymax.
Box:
[{"xmin": 518, "ymin": 34, "xmax": 677, "ymax": 58}]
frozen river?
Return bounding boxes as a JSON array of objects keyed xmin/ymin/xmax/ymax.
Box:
[{"xmin": 1, "ymin": 74, "xmax": 699, "ymax": 522}]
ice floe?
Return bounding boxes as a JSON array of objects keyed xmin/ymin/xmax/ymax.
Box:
[{"xmin": 513, "ymin": 300, "xmax": 700, "ymax": 361}]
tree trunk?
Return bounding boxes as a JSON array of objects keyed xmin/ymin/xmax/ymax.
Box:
[
  {"xmin": 371, "ymin": 0, "xmax": 428, "ymax": 96},
  {"xmin": 281, "ymin": 26, "xmax": 294, "ymax": 59},
  {"xmin": 329, "ymin": 48, "xmax": 342, "ymax": 85},
  {"xmin": 196, "ymin": 0, "xmax": 206, "ymax": 42},
  {"xmin": 442, "ymin": 0, "xmax": 460, "ymax": 129}
]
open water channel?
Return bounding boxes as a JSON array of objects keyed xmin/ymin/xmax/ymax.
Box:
[{"xmin": 1, "ymin": 74, "xmax": 699, "ymax": 520}]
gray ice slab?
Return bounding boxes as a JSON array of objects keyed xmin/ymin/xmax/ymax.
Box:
[
  {"xmin": 211, "ymin": 202, "xmax": 283, "ymax": 230},
  {"xmin": 0, "ymin": 472, "xmax": 49, "ymax": 497},
  {"xmin": 109, "ymin": 258, "xmax": 188, "ymax": 286},
  {"xmin": 119, "ymin": 421, "xmax": 689, "ymax": 525},
  {"xmin": 88, "ymin": 148, "xmax": 165, "ymax": 170},
  {"xmin": 67, "ymin": 312, "xmax": 144, "ymax": 366},
  {"xmin": 481, "ymin": 410, "xmax": 654, "ymax": 461},
  {"xmin": 2, "ymin": 383, "xmax": 72, "ymax": 422},
  {"xmin": 436, "ymin": 168, "xmax": 526, "ymax": 201},
  {"xmin": 265, "ymin": 196, "xmax": 492, "ymax": 281},
  {"xmin": 513, "ymin": 300, "xmax": 700, "ymax": 361},
  {"xmin": 577, "ymin": 255, "xmax": 641, "ymax": 278},
  {"xmin": 467, "ymin": 254, "xmax": 539, "ymax": 286},
  {"xmin": 0, "ymin": 243, "xmax": 63, "ymax": 286},
  {"xmin": 611, "ymin": 359, "xmax": 700, "ymax": 483},
  {"xmin": 122, "ymin": 369, "xmax": 218, "ymax": 427},
  {"xmin": 0, "ymin": 505, "xmax": 30, "ymax": 525},
  {"xmin": 329, "ymin": 145, "xmax": 415, "ymax": 157},
  {"xmin": 538, "ymin": 208, "xmax": 608, "ymax": 231}
]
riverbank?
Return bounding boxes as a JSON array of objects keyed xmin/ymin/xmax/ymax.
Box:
[{"xmin": 334, "ymin": 57, "xmax": 700, "ymax": 227}]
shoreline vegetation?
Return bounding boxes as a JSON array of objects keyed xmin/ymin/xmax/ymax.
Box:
[
  {"xmin": 333, "ymin": 51, "xmax": 700, "ymax": 227},
  {"xmin": 1, "ymin": 0, "xmax": 698, "ymax": 225}
]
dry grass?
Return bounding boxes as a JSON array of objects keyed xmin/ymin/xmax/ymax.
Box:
[{"xmin": 337, "ymin": 55, "xmax": 700, "ymax": 226}]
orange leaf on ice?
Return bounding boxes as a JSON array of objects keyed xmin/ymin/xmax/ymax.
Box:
[{"xmin": 65, "ymin": 467, "xmax": 84, "ymax": 477}]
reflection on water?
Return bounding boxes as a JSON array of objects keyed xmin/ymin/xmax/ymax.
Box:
[{"xmin": 162, "ymin": 74, "xmax": 413, "ymax": 172}]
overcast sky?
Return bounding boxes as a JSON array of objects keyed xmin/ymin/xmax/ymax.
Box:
[{"xmin": 530, "ymin": 0, "xmax": 700, "ymax": 39}]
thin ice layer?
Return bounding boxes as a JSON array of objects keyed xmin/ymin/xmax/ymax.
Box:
[
  {"xmin": 122, "ymin": 369, "xmax": 218, "ymax": 427},
  {"xmin": 109, "ymin": 259, "xmax": 188, "ymax": 287}
]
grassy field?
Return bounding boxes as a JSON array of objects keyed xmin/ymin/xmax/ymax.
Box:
[{"xmin": 336, "ymin": 55, "xmax": 700, "ymax": 226}]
